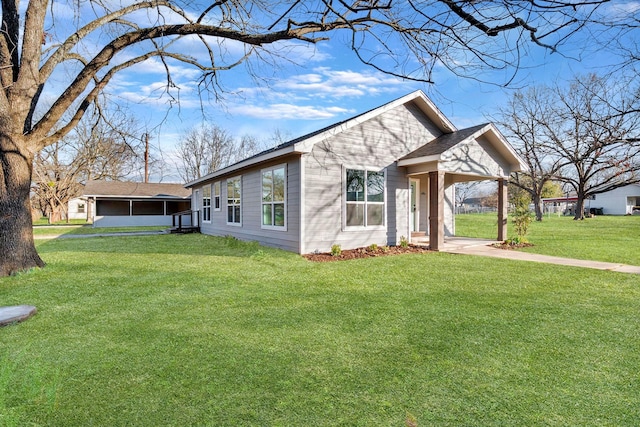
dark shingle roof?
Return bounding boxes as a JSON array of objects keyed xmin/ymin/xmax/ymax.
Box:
[
  {"xmin": 83, "ymin": 180, "xmax": 191, "ymax": 198},
  {"xmin": 400, "ymin": 124, "xmax": 489, "ymax": 160}
]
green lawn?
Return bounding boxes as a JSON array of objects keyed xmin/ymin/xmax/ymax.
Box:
[
  {"xmin": 33, "ymin": 218, "xmax": 88, "ymax": 226},
  {"xmin": 33, "ymin": 225, "xmax": 168, "ymax": 236},
  {"xmin": 456, "ymin": 213, "xmax": 640, "ymax": 266},
  {"xmin": 1, "ymin": 234, "xmax": 639, "ymax": 426}
]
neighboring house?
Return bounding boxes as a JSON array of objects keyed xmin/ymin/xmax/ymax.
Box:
[
  {"xmin": 82, "ymin": 180, "xmax": 192, "ymax": 227},
  {"xmin": 593, "ymin": 184, "xmax": 640, "ymax": 215},
  {"xmin": 185, "ymin": 91, "xmax": 527, "ymax": 253},
  {"xmin": 67, "ymin": 197, "xmax": 89, "ymax": 220}
]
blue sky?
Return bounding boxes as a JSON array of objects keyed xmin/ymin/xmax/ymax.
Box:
[
  {"xmin": 39, "ymin": 1, "xmax": 639, "ymax": 182},
  {"xmin": 115, "ymin": 40, "xmax": 615, "ymax": 147},
  {"xmin": 119, "ymin": 46, "xmax": 597, "ymax": 150}
]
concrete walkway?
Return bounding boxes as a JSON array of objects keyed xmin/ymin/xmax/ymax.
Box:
[{"xmin": 438, "ymin": 237, "xmax": 640, "ymax": 274}]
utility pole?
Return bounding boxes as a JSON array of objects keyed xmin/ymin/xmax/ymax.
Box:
[{"xmin": 144, "ymin": 133, "xmax": 149, "ymax": 183}]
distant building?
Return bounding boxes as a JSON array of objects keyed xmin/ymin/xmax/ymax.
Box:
[
  {"xmin": 79, "ymin": 180, "xmax": 191, "ymax": 227},
  {"xmin": 593, "ymin": 184, "xmax": 640, "ymax": 215}
]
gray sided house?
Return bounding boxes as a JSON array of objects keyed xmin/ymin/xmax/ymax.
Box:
[
  {"xmin": 83, "ymin": 180, "xmax": 191, "ymax": 227},
  {"xmin": 186, "ymin": 91, "xmax": 527, "ymax": 253}
]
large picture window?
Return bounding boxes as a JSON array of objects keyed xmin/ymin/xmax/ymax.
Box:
[
  {"xmin": 227, "ymin": 176, "xmax": 241, "ymax": 225},
  {"xmin": 262, "ymin": 165, "xmax": 286, "ymax": 229},
  {"xmin": 345, "ymin": 169, "xmax": 385, "ymax": 227},
  {"xmin": 213, "ymin": 181, "xmax": 221, "ymax": 211},
  {"xmin": 202, "ymin": 184, "xmax": 211, "ymax": 222}
]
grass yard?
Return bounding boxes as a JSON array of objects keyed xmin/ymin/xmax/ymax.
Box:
[
  {"xmin": 33, "ymin": 218, "xmax": 88, "ymax": 226},
  {"xmin": 456, "ymin": 213, "xmax": 640, "ymax": 266},
  {"xmin": 32, "ymin": 225, "xmax": 168, "ymax": 237},
  {"xmin": 1, "ymin": 233, "xmax": 639, "ymax": 426}
]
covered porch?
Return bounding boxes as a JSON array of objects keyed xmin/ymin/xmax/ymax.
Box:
[{"xmin": 397, "ymin": 123, "xmax": 527, "ymax": 251}]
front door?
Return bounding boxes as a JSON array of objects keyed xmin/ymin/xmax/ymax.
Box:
[{"xmin": 410, "ymin": 179, "xmax": 419, "ymax": 233}]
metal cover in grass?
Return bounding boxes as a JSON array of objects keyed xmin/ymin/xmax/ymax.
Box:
[{"xmin": 0, "ymin": 305, "xmax": 37, "ymax": 326}]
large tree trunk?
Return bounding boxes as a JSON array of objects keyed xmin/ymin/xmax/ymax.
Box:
[
  {"xmin": 573, "ymin": 195, "xmax": 586, "ymax": 220},
  {"xmin": 0, "ymin": 136, "xmax": 46, "ymax": 276},
  {"xmin": 532, "ymin": 193, "xmax": 543, "ymax": 221}
]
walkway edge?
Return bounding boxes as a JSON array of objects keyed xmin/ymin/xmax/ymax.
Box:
[{"xmin": 444, "ymin": 245, "xmax": 640, "ymax": 274}]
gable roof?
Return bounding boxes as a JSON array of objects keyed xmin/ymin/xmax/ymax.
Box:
[
  {"xmin": 185, "ymin": 90, "xmax": 455, "ymax": 188},
  {"xmin": 398, "ymin": 123, "xmax": 527, "ymax": 172},
  {"xmin": 400, "ymin": 124, "xmax": 488, "ymax": 160},
  {"xmin": 83, "ymin": 180, "xmax": 191, "ymax": 199}
]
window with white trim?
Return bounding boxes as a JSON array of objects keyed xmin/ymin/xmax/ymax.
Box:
[
  {"xmin": 213, "ymin": 181, "xmax": 221, "ymax": 211},
  {"xmin": 345, "ymin": 169, "xmax": 385, "ymax": 227},
  {"xmin": 202, "ymin": 184, "xmax": 211, "ymax": 222},
  {"xmin": 227, "ymin": 176, "xmax": 241, "ymax": 225},
  {"xmin": 261, "ymin": 165, "xmax": 286, "ymax": 229}
]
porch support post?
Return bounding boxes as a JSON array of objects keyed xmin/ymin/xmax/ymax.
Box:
[
  {"xmin": 429, "ymin": 171, "xmax": 445, "ymax": 251},
  {"xmin": 498, "ymin": 178, "xmax": 508, "ymax": 241}
]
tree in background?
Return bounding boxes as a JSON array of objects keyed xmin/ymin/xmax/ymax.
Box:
[
  {"xmin": 496, "ymin": 74, "xmax": 640, "ymax": 220},
  {"xmin": 175, "ymin": 124, "xmax": 233, "ymax": 182},
  {"xmin": 31, "ymin": 109, "xmax": 163, "ymax": 223},
  {"xmin": 454, "ymin": 182, "xmax": 481, "ymax": 213},
  {"xmin": 235, "ymin": 135, "xmax": 264, "ymax": 165},
  {"xmin": 0, "ymin": 0, "xmax": 634, "ymax": 275},
  {"xmin": 175, "ymin": 124, "xmax": 258, "ymax": 182},
  {"xmin": 32, "ymin": 140, "xmax": 83, "ymax": 223},
  {"xmin": 540, "ymin": 74, "xmax": 640, "ymax": 219},
  {"xmin": 494, "ymin": 87, "xmax": 564, "ymax": 221}
]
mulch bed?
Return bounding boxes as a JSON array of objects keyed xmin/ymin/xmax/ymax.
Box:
[
  {"xmin": 492, "ymin": 242, "xmax": 534, "ymax": 250},
  {"xmin": 304, "ymin": 245, "xmax": 431, "ymax": 262},
  {"xmin": 304, "ymin": 241, "xmax": 534, "ymax": 262}
]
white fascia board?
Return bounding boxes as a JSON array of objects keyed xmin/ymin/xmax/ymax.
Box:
[
  {"xmin": 456, "ymin": 123, "xmax": 528, "ymax": 174},
  {"xmin": 294, "ymin": 91, "xmax": 457, "ymax": 153},
  {"xmin": 484, "ymin": 123, "xmax": 529, "ymax": 172},
  {"xmin": 411, "ymin": 92, "xmax": 457, "ymax": 132},
  {"xmin": 397, "ymin": 154, "xmax": 441, "ymax": 167}
]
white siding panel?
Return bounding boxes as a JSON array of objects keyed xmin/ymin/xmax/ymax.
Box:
[
  {"xmin": 198, "ymin": 157, "xmax": 301, "ymax": 252},
  {"xmin": 442, "ymin": 136, "xmax": 507, "ymax": 178},
  {"xmin": 302, "ymin": 102, "xmax": 438, "ymax": 253}
]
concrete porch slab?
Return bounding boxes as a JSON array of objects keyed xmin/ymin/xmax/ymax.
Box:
[{"xmin": 411, "ymin": 236, "xmax": 500, "ymax": 251}]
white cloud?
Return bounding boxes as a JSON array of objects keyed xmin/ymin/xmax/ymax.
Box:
[
  {"xmin": 602, "ymin": 1, "xmax": 640, "ymax": 15},
  {"xmin": 208, "ymin": 66, "xmax": 410, "ymax": 125},
  {"xmin": 229, "ymin": 103, "xmax": 353, "ymax": 120},
  {"xmin": 274, "ymin": 67, "xmax": 405, "ymax": 98}
]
